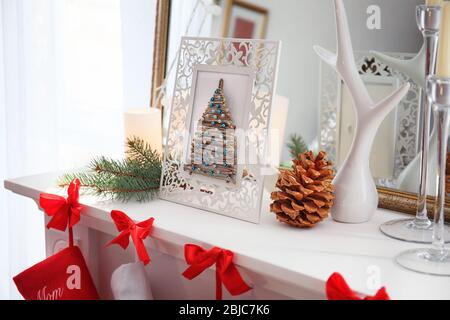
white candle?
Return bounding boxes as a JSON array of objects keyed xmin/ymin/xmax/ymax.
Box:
[
  {"xmin": 437, "ymin": 1, "xmax": 450, "ymax": 77},
  {"xmin": 124, "ymin": 108, "xmax": 162, "ymax": 155},
  {"xmin": 268, "ymin": 95, "xmax": 289, "ymax": 167},
  {"xmin": 426, "ymin": 0, "xmax": 442, "ymax": 6}
]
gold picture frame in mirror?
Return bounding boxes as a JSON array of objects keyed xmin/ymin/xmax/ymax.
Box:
[{"xmin": 221, "ymin": 0, "xmax": 269, "ymax": 39}]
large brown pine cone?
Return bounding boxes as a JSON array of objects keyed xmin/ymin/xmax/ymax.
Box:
[{"xmin": 270, "ymin": 151, "xmax": 335, "ymax": 228}]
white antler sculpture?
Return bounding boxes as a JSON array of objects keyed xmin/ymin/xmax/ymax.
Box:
[
  {"xmin": 371, "ymin": 45, "xmax": 426, "ymax": 88},
  {"xmin": 314, "ymin": 0, "xmax": 410, "ymax": 223}
]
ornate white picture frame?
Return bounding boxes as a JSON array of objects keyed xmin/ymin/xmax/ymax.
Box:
[{"xmin": 160, "ymin": 37, "xmax": 281, "ymax": 223}]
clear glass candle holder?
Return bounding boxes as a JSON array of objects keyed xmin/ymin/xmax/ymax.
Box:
[
  {"xmin": 380, "ymin": 4, "xmax": 450, "ymax": 243},
  {"xmin": 396, "ymin": 76, "xmax": 450, "ymax": 276}
]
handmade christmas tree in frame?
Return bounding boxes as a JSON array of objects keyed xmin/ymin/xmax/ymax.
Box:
[
  {"xmin": 183, "ymin": 79, "xmax": 237, "ymax": 184},
  {"xmin": 160, "ymin": 37, "xmax": 280, "ymax": 223}
]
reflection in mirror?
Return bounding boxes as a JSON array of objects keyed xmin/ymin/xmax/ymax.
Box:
[
  {"xmin": 319, "ymin": 53, "xmax": 421, "ymax": 189},
  {"xmin": 162, "ymin": 0, "xmax": 446, "ymax": 214},
  {"xmin": 220, "ymin": 0, "xmax": 269, "ymax": 38},
  {"xmin": 338, "ymin": 75, "xmax": 399, "ymax": 182}
]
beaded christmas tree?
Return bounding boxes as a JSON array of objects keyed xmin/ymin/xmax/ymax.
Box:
[{"xmin": 184, "ymin": 79, "xmax": 237, "ymax": 184}]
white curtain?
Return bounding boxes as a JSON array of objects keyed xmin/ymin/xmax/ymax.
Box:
[{"xmin": 0, "ymin": 0, "xmax": 155, "ymax": 299}]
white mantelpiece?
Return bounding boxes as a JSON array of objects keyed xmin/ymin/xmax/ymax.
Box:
[{"xmin": 4, "ymin": 172, "xmax": 450, "ymax": 300}]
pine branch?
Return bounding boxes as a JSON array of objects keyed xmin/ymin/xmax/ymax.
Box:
[
  {"xmin": 58, "ymin": 137, "xmax": 162, "ymax": 202},
  {"xmin": 126, "ymin": 136, "xmax": 161, "ymax": 167},
  {"xmin": 59, "ymin": 172, "xmax": 99, "ymax": 189},
  {"xmin": 287, "ymin": 134, "xmax": 308, "ymax": 159},
  {"xmin": 90, "ymin": 157, "xmax": 159, "ymax": 182}
]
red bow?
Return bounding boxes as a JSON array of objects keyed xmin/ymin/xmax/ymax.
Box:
[
  {"xmin": 326, "ymin": 272, "xmax": 390, "ymax": 300},
  {"xmin": 182, "ymin": 244, "xmax": 251, "ymax": 300},
  {"xmin": 39, "ymin": 178, "xmax": 83, "ymax": 232},
  {"xmin": 107, "ymin": 210, "xmax": 154, "ymax": 265}
]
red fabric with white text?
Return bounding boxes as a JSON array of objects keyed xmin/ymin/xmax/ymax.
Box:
[
  {"xmin": 13, "ymin": 246, "xmax": 99, "ymax": 300},
  {"xmin": 13, "ymin": 179, "xmax": 99, "ymax": 300}
]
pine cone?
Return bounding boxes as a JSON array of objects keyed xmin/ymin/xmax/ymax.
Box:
[{"xmin": 270, "ymin": 151, "xmax": 335, "ymax": 228}]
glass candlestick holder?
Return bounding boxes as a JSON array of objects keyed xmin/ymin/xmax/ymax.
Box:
[
  {"xmin": 396, "ymin": 76, "xmax": 450, "ymax": 276},
  {"xmin": 380, "ymin": 5, "xmax": 450, "ymax": 243}
]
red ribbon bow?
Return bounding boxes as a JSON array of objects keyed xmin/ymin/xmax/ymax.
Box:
[
  {"xmin": 39, "ymin": 178, "xmax": 83, "ymax": 232},
  {"xmin": 326, "ymin": 272, "xmax": 390, "ymax": 300},
  {"xmin": 182, "ymin": 244, "xmax": 251, "ymax": 300},
  {"xmin": 107, "ymin": 210, "xmax": 154, "ymax": 265}
]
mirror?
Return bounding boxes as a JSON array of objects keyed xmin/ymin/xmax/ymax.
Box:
[
  {"xmin": 319, "ymin": 52, "xmax": 420, "ymax": 190},
  {"xmin": 153, "ymin": 0, "xmax": 449, "ymax": 218}
]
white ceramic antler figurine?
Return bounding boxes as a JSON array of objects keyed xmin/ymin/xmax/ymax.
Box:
[
  {"xmin": 371, "ymin": 45, "xmax": 426, "ymax": 88},
  {"xmin": 314, "ymin": 0, "xmax": 410, "ymax": 223}
]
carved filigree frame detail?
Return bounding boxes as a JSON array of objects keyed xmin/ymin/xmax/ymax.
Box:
[{"xmin": 160, "ymin": 37, "xmax": 280, "ymax": 223}]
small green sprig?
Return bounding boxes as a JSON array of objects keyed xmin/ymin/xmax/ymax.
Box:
[
  {"xmin": 286, "ymin": 134, "xmax": 308, "ymax": 159},
  {"xmin": 58, "ymin": 136, "xmax": 161, "ymax": 202}
]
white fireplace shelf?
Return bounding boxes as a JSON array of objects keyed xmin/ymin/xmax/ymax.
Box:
[{"xmin": 4, "ymin": 171, "xmax": 450, "ymax": 300}]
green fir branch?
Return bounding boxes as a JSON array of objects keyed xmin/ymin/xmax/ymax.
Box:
[
  {"xmin": 287, "ymin": 134, "xmax": 308, "ymax": 159},
  {"xmin": 58, "ymin": 137, "xmax": 162, "ymax": 202},
  {"xmin": 126, "ymin": 136, "xmax": 161, "ymax": 166}
]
